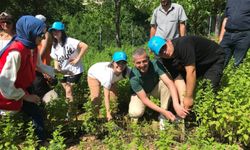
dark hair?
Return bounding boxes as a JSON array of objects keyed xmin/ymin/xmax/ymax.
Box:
[
  {"xmin": 122, "ymin": 66, "xmax": 129, "ymax": 78},
  {"xmin": 0, "ymin": 12, "xmax": 13, "ymax": 24},
  {"xmin": 108, "ymin": 61, "xmax": 128, "ymax": 78},
  {"xmin": 132, "ymin": 48, "xmax": 149, "ymax": 61},
  {"xmin": 52, "ymin": 30, "xmax": 67, "ymax": 48}
]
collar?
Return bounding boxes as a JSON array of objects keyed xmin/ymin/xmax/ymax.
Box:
[{"xmin": 159, "ymin": 3, "xmax": 174, "ymax": 14}]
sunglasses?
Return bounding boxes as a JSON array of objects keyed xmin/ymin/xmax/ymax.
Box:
[{"xmin": 116, "ymin": 60, "xmax": 127, "ymax": 66}]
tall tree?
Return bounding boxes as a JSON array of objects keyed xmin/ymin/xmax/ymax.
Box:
[{"xmin": 114, "ymin": 0, "xmax": 121, "ymax": 47}]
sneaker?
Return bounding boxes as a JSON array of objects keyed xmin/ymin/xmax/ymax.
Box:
[
  {"xmin": 158, "ymin": 115, "xmax": 166, "ymax": 130},
  {"xmin": 0, "ymin": 110, "xmax": 6, "ymax": 116},
  {"xmin": 131, "ymin": 118, "xmax": 138, "ymax": 124}
]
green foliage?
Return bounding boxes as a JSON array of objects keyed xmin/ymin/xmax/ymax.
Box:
[
  {"xmin": 193, "ymin": 53, "xmax": 250, "ymax": 146},
  {"xmin": 22, "ymin": 122, "xmax": 38, "ymax": 150},
  {"xmin": 103, "ymin": 121, "xmax": 127, "ymax": 149},
  {"xmin": 47, "ymin": 125, "xmax": 66, "ymax": 150},
  {"xmin": 0, "ymin": 113, "xmax": 23, "ymax": 150},
  {"xmin": 175, "ymin": 0, "xmax": 225, "ymax": 35},
  {"xmin": 80, "ymin": 100, "xmax": 98, "ymax": 134}
]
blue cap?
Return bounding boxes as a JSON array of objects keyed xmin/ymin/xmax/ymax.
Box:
[
  {"xmin": 112, "ymin": 51, "xmax": 127, "ymax": 62},
  {"xmin": 48, "ymin": 21, "xmax": 65, "ymax": 32},
  {"xmin": 148, "ymin": 36, "xmax": 166, "ymax": 55}
]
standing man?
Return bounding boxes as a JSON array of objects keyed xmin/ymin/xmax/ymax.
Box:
[
  {"xmin": 219, "ymin": 0, "xmax": 250, "ymax": 67},
  {"xmin": 150, "ymin": 0, "xmax": 187, "ymax": 39},
  {"xmin": 148, "ymin": 36, "xmax": 225, "ymax": 110},
  {"xmin": 128, "ymin": 48, "xmax": 188, "ymax": 122}
]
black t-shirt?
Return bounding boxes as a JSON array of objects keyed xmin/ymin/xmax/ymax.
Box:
[{"xmin": 160, "ymin": 36, "xmax": 224, "ymax": 79}]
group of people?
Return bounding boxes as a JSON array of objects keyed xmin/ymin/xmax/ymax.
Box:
[
  {"xmin": 0, "ymin": 0, "xmax": 249, "ymax": 145},
  {"xmin": 0, "ymin": 13, "xmax": 88, "ymax": 144}
]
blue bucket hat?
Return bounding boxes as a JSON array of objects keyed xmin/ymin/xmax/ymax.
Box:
[
  {"xmin": 48, "ymin": 21, "xmax": 65, "ymax": 32},
  {"xmin": 148, "ymin": 36, "xmax": 166, "ymax": 55},
  {"xmin": 112, "ymin": 51, "xmax": 127, "ymax": 62}
]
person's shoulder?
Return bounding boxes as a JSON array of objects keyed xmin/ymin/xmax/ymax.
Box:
[
  {"xmin": 172, "ymin": 3, "xmax": 183, "ymax": 8},
  {"xmin": 172, "ymin": 3, "xmax": 185, "ymax": 10},
  {"xmin": 129, "ymin": 67, "xmax": 139, "ymax": 78},
  {"xmin": 153, "ymin": 5, "xmax": 161, "ymax": 12},
  {"xmin": 151, "ymin": 59, "xmax": 161, "ymax": 66}
]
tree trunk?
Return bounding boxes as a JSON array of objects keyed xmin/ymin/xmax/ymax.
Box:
[
  {"xmin": 215, "ymin": 14, "xmax": 222, "ymax": 36},
  {"xmin": 114, "ymin": 0, "xmax": 121, "ymax": 47}
]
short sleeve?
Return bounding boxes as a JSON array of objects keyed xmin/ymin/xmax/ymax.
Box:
[
  {"xmin": 129, "ymin": 71, "xmax": 143, "ymax": 93},
  {"xmin": 178, "ymin": 5, "xmax": 188, "ymax": 22},
  {"xmin": 150, "ymin": 9, "xmax": 157, "ymax": 25},
  {"xmin": 154, "ymin": 60, "xmax": 167, "ymax": 76},
  {"xmin": 68, "ymin": 37, "xmax": 80, "ymax": 50}
]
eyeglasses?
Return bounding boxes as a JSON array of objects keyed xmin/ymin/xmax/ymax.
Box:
[{"xmin": 39, "ymin": 33, "xmax": 46, "ymax": 39}]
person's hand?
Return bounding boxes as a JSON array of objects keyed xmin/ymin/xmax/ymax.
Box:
[
  {"xmin": 22, "ymin": 94, "xmax": 41, "ymax": 105},
  {"xmin": 55, "ymin": 69, "xmax": 73, "ymax": 76},
  {"xmin": 43, "ymin": 73, "xmax": 52, "ymax": 80},
  {"xmin": 183, "ymin": 96, "xmax": 193, "ymax": 110},
  {"xmin": 69, "ymin": 58, "xmax": 80, "ymax": 66},
  {"xmin": 106, "ymin": 112, "xmax": 113, "ymax": 121},
  {"xmin": 162, "ymin": 110, "xmax": 176, "ymax": 121},
  {"xmin": 173, "ymin": 103, "xmax": 189, "ymax": 118}
]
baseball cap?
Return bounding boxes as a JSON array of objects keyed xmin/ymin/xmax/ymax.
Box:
[
  {"xmin": 112, "ymin": 51, "xmax": 127, "ymax": 62},
  {"xmin": 148, "ymin": 36, "xmax": 166, "ymax": 55},
  {"xmin": 35, "ymin": 14, "xmax": 46, "ymax": 22}
]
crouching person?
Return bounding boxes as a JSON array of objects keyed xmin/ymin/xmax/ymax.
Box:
[
  {"xmin": 128, "ymin": 48, "xmax": 188, "ymax": 126},
  {"xmin": 0, "ymin": 16, "xmax": 56, "ymax": 143},
  {"xmin": 87, "ymin": 51, "xmax": 130, "ymax": 121}
]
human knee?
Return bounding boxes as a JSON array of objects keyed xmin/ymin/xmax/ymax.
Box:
[{"xmin": 129, "ymin": 108, "xmax": 144, "ymax": 118}]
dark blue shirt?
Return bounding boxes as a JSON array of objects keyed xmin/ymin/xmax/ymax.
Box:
[{"xmin": 225, "ymin": 0, "xmax": 250, "ymax": 31}]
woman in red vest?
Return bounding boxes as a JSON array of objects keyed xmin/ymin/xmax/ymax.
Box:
[{"xmin": 0, "ymin": 15, "xmax": 56, "ymax": 143}]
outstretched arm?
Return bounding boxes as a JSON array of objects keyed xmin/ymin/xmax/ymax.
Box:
[
  {"xmin": 70, "ymin": 42, "xmax": 88, "ymax": 65},
  {"xmin": 183, "ymin": 65, "xmax": 196, "ymax": 109},
  {"xmin": 179, "ymin": 22, "xmax": 186, "ymax": 37},
  {"xmin": 136, "ymin": 89, "xmax": 176, "ymax": 121},
  {"xmin": 103, "ymin": 87, "xmax": 112, "ymax": 121},
  {"xmin": 160, "ymin": 73, "xmax": 188, "ymax": 118},
  {"xmin": 218, "ymin": 18, "xmax": 228, "ymax": 43},
  {"xmin": 150, "ymin": 25, "xmax": 157, "ymax": 38}
]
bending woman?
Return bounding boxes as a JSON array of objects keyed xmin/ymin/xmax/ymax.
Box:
[{"xmin": 87, "ymin": 51, "xmax": 130, "ymax": 121}]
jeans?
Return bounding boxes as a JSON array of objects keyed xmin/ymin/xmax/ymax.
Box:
[
  {"xmin": 22, "ymin": 101, "xmax": 45, "ymax": 141},
  {"xmin": 220, "ymin": 30, "xmax": 250, "ymax": 67}
]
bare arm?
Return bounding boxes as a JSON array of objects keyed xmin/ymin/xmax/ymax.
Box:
[
  {"xmin": 183, "ymin": 65, "xmax": 196, "ymax": 109},
  {"xmin": 174, "ymin": 75, "xmax": 186, "ymax": 105},
  {"xmin": 150, "ymin": 25, "xmax": 157, "ymax": 38},
  {"xmin": 70, "ymin": 42, "xmax": 88, "ymax": 65},
  {"xmin": 160, "ymin": 73, "xmax": 188, "ymax": 118},
  {"xmin": 103, "ymin": 87, "xmax": 112, "ymax": 121},
  {"xmin": 53, "ymin": 60, "xmax": 60, "ymax": 71},
  {"xmin": 38, "ymin": 32, "xmax": 50, "ymax": 56},
  {"xmin": 136, "ymin": 89, "xmax": 176, "ymax": 121},
  {"xmin": 179, "ymin": 22, "xmax": 186, "ymax": 37},
  {"xmin": 218, "ymin": 18, "xmax": 228, "ymax": 43}
]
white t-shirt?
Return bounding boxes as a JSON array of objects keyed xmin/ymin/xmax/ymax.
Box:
[
  {"xmin": 50, "ymin": 37, "xmax": 83, "ymax": 76},
  {"xmin": 88, "ymin": 62, "xmax": 128, "ymax": 89}
]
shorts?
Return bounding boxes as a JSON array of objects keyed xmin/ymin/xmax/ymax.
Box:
[{"xmin": 61, "ymin": 73, "xmax": 83, "ymax": 84}]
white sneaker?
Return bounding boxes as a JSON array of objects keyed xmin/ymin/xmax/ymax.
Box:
[
  {"xmin": 158, "ymin": 115, "xmax": 166, "ymax": 130},
  {"xmin": 0, "ymin": 110, "xmax": 6, "ymax": 116}
]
